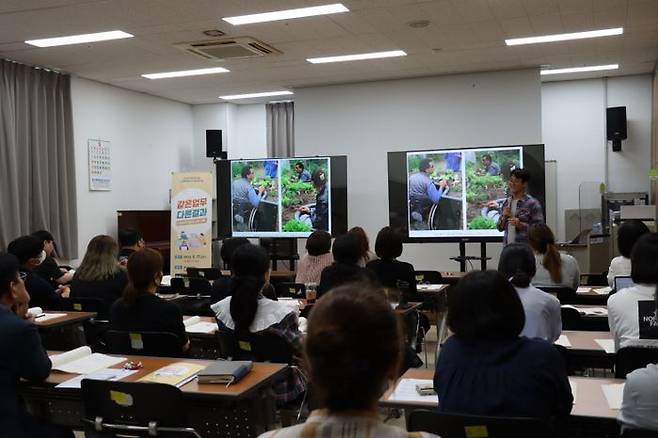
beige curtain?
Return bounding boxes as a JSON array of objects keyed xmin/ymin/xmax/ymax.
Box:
[
  {"xmin": 652, "ymin": 66, "xmax": 658, "ymax": 206},
  {"xmin": 266, "ymin": 102, "xmax": 294, "ymax": 158},
  {"xmin": 0, "ymin": 59, "xmax": 78, "ymax": 257}
]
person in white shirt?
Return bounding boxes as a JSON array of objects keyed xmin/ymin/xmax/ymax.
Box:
[
  {"xmin": 619, "ymin": 363, "xmax": 658, "ymax": 431},
  {"xmin": 498, "ymin": 243, "xmax": 562, "ymax": 342},
  {"xmin": 259, "ymin": 284, "xmax": 438, "ymax": 438},
  {"xmin": 529, "ymin": 224, "xmax": 580, "ymax": 290},
  {"xmin": 607, "ymin": 220, "xmax": 650, "ymax": 288},
  {"xmin": 607, "ymin": 233, "xmax": 658, "ymax": 351}
]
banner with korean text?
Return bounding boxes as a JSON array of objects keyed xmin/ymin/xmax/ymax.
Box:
[{"xmin": 170, "ymin": 172, "xmax": 213, "ymax": 276}]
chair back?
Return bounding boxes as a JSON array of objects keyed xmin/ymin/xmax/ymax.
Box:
[
  {"xmin": 236, "ymin": 331, "xmax": 294, "ymax": 364},
  {"xmin": 170, "ymin": 277, "xmax": 187, "ymax": 294},
  {"xmin": 415, "ymin": 270, "xmax": 443, "ymax": 284},
  {"xmin": 81, "ymin": 379, "xmax": 200, "ymax": 437},
  {"xmin": 275, "ymin": 282, "xmax": 306, "ymax": 299},
  {"xmin": 408, "ymin": 409, "xmax": 554, "ymax": 438},
  {"xmin": 106, "ymin": 330, "xmax": 183, "ymax": 358},
  {"xmin": 187, "ymin": 278, "xmax": 212, "ymax": 295},
  {"xmin": 67, "ymin": 296, "xmax": 109, "ymax": 319},
  {"xmin": 615, "ymin": 346, "xmax": 658, "ymax": 378},
  {"xmin": 186, "ymin": 267, "xmax": 222, "ymax": 281},
  {"xmin": 560, "ymin": 307, "xmax": 584, "ymax": 330},
  {"xmin": 580, "ymin": 273, "xmax": 608, "ymax": 287},
  {"xmin": 622, "ymin": 429, "xmax": 658, "ymax": 438}
]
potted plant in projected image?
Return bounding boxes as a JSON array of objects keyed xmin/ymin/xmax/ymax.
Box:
[
  {"xmin": 281, "ymin": 159, "xmax": 329, "ymax": 232},
  {"xmin": 464, "ymin": 149, "xmax": 521, "ymax": 230}
]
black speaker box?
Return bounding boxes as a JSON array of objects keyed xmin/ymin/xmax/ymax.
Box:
[
  {"xmin": 206, "ymin": 130, "xmax": 225, "ymax": 158},
  {"xmin": 606, "ymin": 107, "xmax": 626, "ymax": 152}
]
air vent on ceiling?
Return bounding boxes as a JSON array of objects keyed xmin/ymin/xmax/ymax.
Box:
[{"xmin": 175, "ymin": 37, "xmax": 281, "ymax": 61}]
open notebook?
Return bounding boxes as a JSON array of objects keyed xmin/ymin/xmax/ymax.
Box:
[
  {"xmin": 49, "ymin": 347, "xmax": 126, "ymax": 374},
  {"xmin": 183, "ymin": 316, "xmax": 218, "ymax": 334}
]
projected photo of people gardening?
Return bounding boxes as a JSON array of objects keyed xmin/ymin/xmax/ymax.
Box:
[
  {"xmin": 230, "ymin": 159, "xmax": 280, "ymax": 233},
  {"xmin": 280, "ymin": 158, "xmax": 331, "ymax": 233}
]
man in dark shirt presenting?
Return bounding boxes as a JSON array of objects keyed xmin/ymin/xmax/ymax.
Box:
[
  {"xmin": 7, "ymin": 236, "xmax": 68, "ymax": 310},
  {"xmin": 118, "ymin": 228, "xmax": 145, "ymax": 266}
]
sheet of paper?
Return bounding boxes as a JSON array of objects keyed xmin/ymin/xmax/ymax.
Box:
[
  {"xmin": 594, "ymin": 286, "xmax": 612, "ymax": 295},
  {"xmin": 576, "ymin": 287, "xmax": 592, "ymax": 294},
  {"xmin": 161, "ymin": 275, "xmax": 172, "ymax": 287},
  {"xmin": 185, "ymin": 321, "xmax": 218, "ymax": 334},
  {"xmin": 569, "ymin": 379, "xmax": 577, "ymax": 404},
  {"xmin": 51, "ymin": 350, "xmax": 126, "ymax": 374},
  {"xmin": 183, "ymin": 316, "xmax": 201, "ymax": 327},
  {"xmin": 595, "ymin": 339, "xmax": 616, "ymax": 354},
  {"xmin": 35, "ymin": 313, "xmax": 67, "ymax": 322},
  {"xmin": 417, "ymin": 284, "xmax": 444, "ymax": 292},
  {"xmin": 388, "ymin": 379, "xmax": 438, "ymax": 405},
  {"xmin": 50, "ymin": 347, "xmax": 92, "ymax": 369},
  {"xmin": 56, "ymin": 368, "xmax": 137, "ymax": 389},
  {"xmin": 555, "ymin": 334, "xmax": 572, "ymax": 347},
  {"xmin": 602, "ymin": 383, "xmax": 625, "ymax": 410},
  {"xmin": 27, "ymin": 307, "xmax": 43, "ymax": 317}
]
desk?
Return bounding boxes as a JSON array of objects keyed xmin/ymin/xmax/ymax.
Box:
[
  {"xmin": 21, "ymin": 355, "xmax": 287, "ymax": 438},
  {"xmin": 34, "ymin": 311, "xmax": 97, "ymax": 329},
  {"xmin": 566, "ymin": 305, "xmax": 610, "ymax": 332},
  {"xmin": 36, "ymin": 311, "xmax": 97, "ymax": 351},
  {"xmin": 439, "ymin": 272, "xmax": 466, "ymax": 285},
  {"xmin": 559, "ymin": 331, "xmax": 615, "ymax": 370}
]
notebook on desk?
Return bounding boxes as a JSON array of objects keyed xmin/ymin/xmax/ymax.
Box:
[{"xmin": 197, "ymin": 361, "xmax": 253, "ymax": 385}]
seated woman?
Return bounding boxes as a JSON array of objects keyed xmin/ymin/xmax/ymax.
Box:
[
  {"xmin": 31, "ymin": 230, "xmax": 74, "ymax": 286},
  {"xmin": 498, "ymin": 244, "xmax": 561, "ymax": 342},
  {"xmin": 110, "ymin": 248, "xmax": 189, "ymax": 352},
  {"xmin": 608, "ymin": 233, "xmax": 658, "ymax": 351},
  {"xmin": 348, "ymin": 226, "xmax": 377, "ymax": 267},
  {"xmin": 529, "ymin": 224, "xmax": 580, "ymax": 290},
  {"xmin": 70, "ymin": 235, "xmax": 128, "ymax": 317},
  {"xmin": 607, "ymin": 220, "xmax": 649, "ymax": 288},
  {"xmin": 295, "ymin": 231, "xmax": 333, "ymax": 285},
  {"xmin": 317, "ymin": 234, "xmax": 375, "ymax": 297},
  {"xmin": 366, "ymin": 226, "xmax": 417, "ymax": 298},
  {"xmin": 435, "ymin": 270, "xmax": 573, "ymax": 420},
  {"xmin": 211, "ymin": 244, "xmax": 305, "ymax": 405},
  {"xmin": 260, "ymin": 284, "xmax": 438, "ymax": 438}
]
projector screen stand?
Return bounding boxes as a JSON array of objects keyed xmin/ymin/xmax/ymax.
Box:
[{"xmin": 449, "ymin": 240, "xmax": 492, "ymax": 272}]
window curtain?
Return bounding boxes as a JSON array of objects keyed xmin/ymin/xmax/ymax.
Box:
[
  {"xmin": 652, "ymin": 66, "xmax": 658, "ymax": 206},
  {"xmin": 0, "ymin": 59, "xmax": 78, "ymax": 257},
  {"xmin": 266, "ymin": 101, "xmax": 294, "ymax": 158}
]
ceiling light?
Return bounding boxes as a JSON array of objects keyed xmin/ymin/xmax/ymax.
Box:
[
  {"xmin": 220, "ymin": 91, "xmax": 293, "ymax": 100},
  {"xmin": 506, "ymin": 27, "xmax": 623, "ymax": 46},
  {"xmin": 540, "ymin": 64, "xmax": 619, "ymax": 75},
  {"xmin": 307, "ymin": 50, "xmax": 407, "ymax": 64},
  {"xmin": 142, "ymin": 67, "xmax": 230, "ymax": 80},
  {"xmin": 223, "ymin": 3, "xmax": 348, "ymax": 25},
  {"xmin": 25, "ymin": 30, "xmax": 133, "ymax": 47}
]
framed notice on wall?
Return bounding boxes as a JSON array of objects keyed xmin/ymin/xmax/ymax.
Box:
[{"xmin": 88, "ymin": 139, "xmax": 111, "ymax": 191}]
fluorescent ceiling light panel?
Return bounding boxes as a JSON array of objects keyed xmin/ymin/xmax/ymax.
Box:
[
  {"xmin": 307, "ymin": 50, "xmax": 407, "ymax": 64},
  {"xmin": 220, "ymin": 91, "xmax": 293, "ymax": 100},
  {"xmin": 142, "ymin": 67, "xmax": 230, "ymax": 79},
  {"xmin": 25, "ymin": 30, "xmax": 133, "ymax": 47},
  {"xmin": 540, "ymin": 64, "xmax": 619, "ymax": 76},
  {"xmin": 506, "ymin": 27, "xmax": 623, "ymax": 46},
  {"xmin": 223, "ymin": 3, "xmax": 348, "ymax": 25}
]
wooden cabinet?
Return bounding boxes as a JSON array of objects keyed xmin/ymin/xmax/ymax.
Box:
[{"xmin": 117, "ymin": 210, "xmax": 171, "ymax": 274}]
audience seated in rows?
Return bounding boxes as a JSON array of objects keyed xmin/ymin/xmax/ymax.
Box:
[
  {"xmin": 0, "ymin": 253, "xmax": 72, "ymax": 438},
  {"xmin": 529, "ymin": 224, "xmax": 580, "ymax": 290},
  {"xmin": 211, "ymin": 244, "xmax": 305, "ymax": 405},
  {"xmin": 295, "ymin": 230, "xmax": 333, "ymax": 285},
  {"xmin": 31, "ymin": 230, "xmax": 74, "ymax": 286},
  {"xmin": 70, "ymin": 235, "xmax": 128, "ymax": 315},
  {"xmin": 260, "ymin": 284, "xmax": 438, "ymax": 438},
  {"xmin": 110, "ymin": 248, "xmax": 189, "ymax": 352},
  {"xmin": 607, "ymin": 219, "xmax": 649, "ymax": 288},
  {"xmin": 317, "ymin": 234, "xmax": 376, "ymax": 297},
  {"xmin": 366, "ymin": 226, "xmax": 417, "ymax": 297},
  {"xmin": 348, "ymin": 226, "xmax": 377, "ymax": 268},
  {"xmin": 435, "ymin": 270, "xmax": 573, "ymax": 420},
  {"xmin": 7, "ymin": 235, "xmax": 68, "ymax": 310},
  {"xmin": 117, "ymin": 228, "xmax": 144, "ymax": 266},
  {"xmin": 608, "ymin": 233, "xmax": 658, "ymax": 351},
  {"xmin": 498, "ymin": 244, "xmax": 561, "ymax": 342}
]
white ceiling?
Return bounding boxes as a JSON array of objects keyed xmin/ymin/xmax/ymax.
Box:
[{"xmin": 1, "ymin": 0, "xmax": 656, "ymax": 104}]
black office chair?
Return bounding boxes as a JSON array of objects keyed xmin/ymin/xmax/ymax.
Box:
[
  {"xmin": 187, "ymin": 278, "xmax": 212, "ymax": 296},
  {"xmin": 81, "ymin": 380, "xmax": 201, "ymax": 437},
  {"xmin": 170, "ymin": 277, "xmax": 187, "ymax": 294},
  {"xmin": 408, "ymin": 409, "xmax": 554, "ymax": 438},
  {"xmin": 67, "ymin": 296, "xmax": 108, "ymax": 319},
  {"xmin": 560, "ymin": 306, "xmax": 585, "ymax": 330},
  {"xmin": 615, "ymin": 346, "xmax": 658, "ymax": 378},
  {"xmin": 580, "ymin": 273, "xmax": 608, "ymax": 287},
  {"xmin": 186, "ymin": 267, "xmax": 222, "ymax": 281},
  {"xmin": 106, "ymin": 330, "xmax": 184, "ymax": 358},
  {"xmin": 415, "ymin": 270, "xmax": 443, "ymax": 284},
  {"xmin": 275, "ymin": 282, "xmax": 306, "ymax": 299}
]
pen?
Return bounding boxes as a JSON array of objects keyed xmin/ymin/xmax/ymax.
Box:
[{"xmin": 35, "ymin": 313, "xmax": 46, "ymax": 319}]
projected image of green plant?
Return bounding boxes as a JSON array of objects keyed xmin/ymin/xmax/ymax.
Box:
[{"xmin": 280, "ymin": 158, "xmax": 330, "ymax": 232}]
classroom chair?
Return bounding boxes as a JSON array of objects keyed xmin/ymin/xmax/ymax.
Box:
[
  {"xmin": 580, "ymin": 272, "xmax": 608, "ymax": 287},
  {"xmin": 408, "ymin": 409, "xmax": 554, "ymax": 438},
  {"xmin": 106, "ymin": 330, "xmax": 184, "ymax": 358},
  {"xmin": 615, "ymin": 346, "xmax": 658, "ymax": 378},
  {"xmin": 560, "ymin": 306, "xmax": 585, "ymax": 331},
  {"xmin": 81, "ymin": 379, "xmax": 201, "ymax": 437},
  {"xmin": 275, "ymin": 282, "xmax": 306, "ymax": 299},
  {"xmin": 170, "ymin": 277, "xmax": 186, "ymax": 294},
  {"xmin": 187, "ymin": 277, "xmax": 212, "ymax": 295},
  {"xmin": 622, "ymin": 429, "xmax": 658, "ymax": 438}
]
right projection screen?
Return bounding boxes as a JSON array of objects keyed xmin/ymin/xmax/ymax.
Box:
[{"xmin": 388, "ymin": 144, "xmax": 545, "ymax": 242}]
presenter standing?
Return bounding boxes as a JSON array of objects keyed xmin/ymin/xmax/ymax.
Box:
[{"xmin": 496, "ymin": 169, "xmax": 544, "ymax": 245}]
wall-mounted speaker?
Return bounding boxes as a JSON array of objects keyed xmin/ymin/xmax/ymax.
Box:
[
  {"xmin": 606, "ymin": 106, "xmax": 627, "ymax": 152},
  {"xmin": 206, "ymin": 129, "xmax": 226, "ymax": 159}
]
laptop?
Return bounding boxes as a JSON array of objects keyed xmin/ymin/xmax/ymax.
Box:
[{"xmin": 614, "ymin": 276, "xmax": 634, "ymax": 292}]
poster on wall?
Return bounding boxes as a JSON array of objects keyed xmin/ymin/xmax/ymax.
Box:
[
  {"xmin": 170, "ymin": 172, "xmax": 213, "ymax": 276},
  {"xmin": 88, "ymin": 139, "xmax": 111, "ymax": 191}
]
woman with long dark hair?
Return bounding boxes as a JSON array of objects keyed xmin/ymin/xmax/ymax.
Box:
[
  {"xmin": 529, "ymin": 224, "xmax": 580, "ymax": 289},
  {"xmin": 211, "ymin": 244, "xmax": 305, "ymax": 404}
]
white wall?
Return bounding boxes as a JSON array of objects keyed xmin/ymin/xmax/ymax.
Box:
[
  {"xmin": 541, "ymin": 74, "xmax": 653, "ymax": 241},
  {"xmin": 71, "ymin": 77, "xmax": 194, "ymax": 259},
  {"xmin": 295, "ymin": 69, "xmax": 542, "ymax": 270}
]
